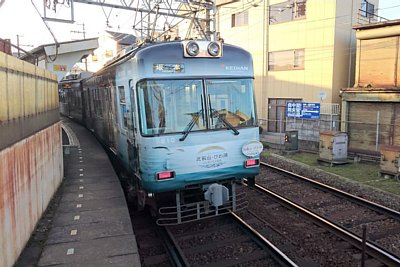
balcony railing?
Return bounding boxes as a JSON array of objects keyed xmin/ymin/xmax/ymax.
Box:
[{"xmin": 357, "ymin": 9, "xmax": 389, "ymax": 25}]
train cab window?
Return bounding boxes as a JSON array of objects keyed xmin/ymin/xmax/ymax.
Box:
[
  {"xmin": 206, "ymin": 79, "xmax": 256, "ymax": 129},
  {"xmin": 118, "ymin": 86, "xmax": 128, "ymax": 129},
  {"xmin": 138, "ymin": 80, "xmax": 205, "ymax": 136},
  {"xmin": 137, "ymin": 79, "xmax": 257, "ymax": 136}
]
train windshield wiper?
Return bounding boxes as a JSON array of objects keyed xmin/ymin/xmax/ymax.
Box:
[
  {"xmin": 179, "ymin": 110, "xmax": 203, "ymax": 141},
  {"xmin": 211, "ymin": 109, "xmax": 240, "ymax": 135}
]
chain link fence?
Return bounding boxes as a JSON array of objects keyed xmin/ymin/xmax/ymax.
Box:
[
  {"xmin": 259, "ymin": 102, "xmax": 400, "ymax": 155},
  {"xmin": 259, "ymin": 103, "xmax": 340, "ymax": 150}
]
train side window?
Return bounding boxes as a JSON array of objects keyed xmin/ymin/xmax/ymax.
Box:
[{"xmin": 118, "ymin": 85, "xmax": 128, "ymax": 129}]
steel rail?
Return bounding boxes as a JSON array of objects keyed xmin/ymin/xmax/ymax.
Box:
[
  {"xmin": 251, "ymin": 182, "xmax": 400, "ymax": 267},
  {"xmin": 158, "ymin": 226, "xmax": 191, "ymax": 267},
  {"xmin": 230, "ymin": 212, "xmax": 299, "ymax": 267},
  {"xmin": 260, "ymin": 162, "xmax": 400, "ymax": 221},
  {"xmin": 160, "ymin": 211, "xmax": 297, "ymax": 266}
]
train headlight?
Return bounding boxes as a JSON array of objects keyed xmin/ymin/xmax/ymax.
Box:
[
  {"xmin": 186, "ymin": 41, "xmax": 200, "ymax": 56},
  {"xmin": 207, "ymin": 42, "xmax": 221, "ymax": 57}
]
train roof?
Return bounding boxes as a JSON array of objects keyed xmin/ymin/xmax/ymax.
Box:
[
  {"xmin": 95, "ymin": 40, "xmax": 252, "ymax": 75},
  {"xmin": 59, "ymin": 72, "xmax": 92, "ymax": 83}
]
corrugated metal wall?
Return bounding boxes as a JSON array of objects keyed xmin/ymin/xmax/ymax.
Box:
[
  {"xmin": 0, "ymin": 52, "xmax": 58, "ymax": 121},
  {"xmin": 347, "ymin": 102, "xmax": 400, "ymax": 153},
  {"xmin": 357, "ymin": 36, "xmax": 400, "ymax": 87},
  {"xmin": 0, "ymin": 51, "xmax": 63, "ymax": 267}
]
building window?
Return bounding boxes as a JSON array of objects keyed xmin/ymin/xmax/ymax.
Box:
[
  {"xmin": 105, "ymin": 50, "xmax": 113, "ymax": 57},
  {"xmin": 231, "ymin": 10, "xmax": 248, "ymax": 27},
  {"xmin": 269, "ymin": 0, "xmax": 307, "ymax": 24},
  {"xmin": 268, "ymin": 49, "xmax": 305, "ymax": 71},
  {"xmin": 361, "ymin": 0, "xmax": 374, "ymax": 18}
]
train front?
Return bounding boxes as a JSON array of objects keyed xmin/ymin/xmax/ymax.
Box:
[{"xmin": 134, "ymin": 41, "xmax": 263, "ymax": 224}]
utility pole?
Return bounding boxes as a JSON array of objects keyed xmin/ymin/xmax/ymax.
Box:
[
  {"xmin": 204, "ymin": 0, "xmax": 216, "ymax": 41},
  {"xmin": 16, "ymin": 34, "xmax": 20, "ymax": 57},
  {"xmin": 15, "ymin": 34, "xmax": 33, "ymax": 58},
  {"xmin": 71, "ymin": 23, "xmax": 86, "ymax": 39},
  {"xmin": 82, "ymin": 23, "xmax": 86, "ymax": 39},
  {"xmin": 71, "ymin": 23, "xmax": 88, "ymax": 71}
]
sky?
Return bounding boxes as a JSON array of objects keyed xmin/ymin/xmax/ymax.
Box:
[
  {"xmin": 0, "ymin": 0, "xmax": 176, "ymax": 49},
  {"xmin": 0, "ymin": 0, "xmax": 400, "ymax": 50}
]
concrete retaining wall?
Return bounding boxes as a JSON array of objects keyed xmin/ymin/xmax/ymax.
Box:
[{"xmin": 0, "ymin": 52, "xmax": 63, "ymax": 267}]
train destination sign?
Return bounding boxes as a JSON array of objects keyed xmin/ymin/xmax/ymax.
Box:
[
  {"xmin": 286, "ymin": 102, "xmax": 320, "ymax": 119},
  {"xmin": 153, "ymin": 63, "xmax": 185, "ymax": 73}
]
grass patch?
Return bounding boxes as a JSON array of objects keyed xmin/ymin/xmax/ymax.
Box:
[
  {"xmin": 284, "ymin": 152, "xmax": 400, "ymax": 196},
  {"xmin": 261, "ymin": 151, "xmax": 272, "ymax": 158}
]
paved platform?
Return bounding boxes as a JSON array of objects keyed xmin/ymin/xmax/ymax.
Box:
[{"xmin": 17, "ymin": 119, "xmax": 141, "ymax": 267}]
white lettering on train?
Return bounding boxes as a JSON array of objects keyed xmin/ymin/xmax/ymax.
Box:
[{"xmin": 225, "ymin": 65, "xmax": 249, "ymax": 71}]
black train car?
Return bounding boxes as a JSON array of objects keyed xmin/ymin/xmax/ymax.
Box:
[{"xmin": 59, "ymin": 73, "xmax": 90, "ymax": 122}]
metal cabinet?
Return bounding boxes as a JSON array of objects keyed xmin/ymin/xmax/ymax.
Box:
[
  {"xmin": 284, "ymin": 130, "xmax": 298, "ymax": 151},
  {"xmin": 319, "ymin": 131, "xmax": 348, "ymax": 164},
  {"xmin": 380, "ymin": 145, "xmax": 400, "ymax": 178}
]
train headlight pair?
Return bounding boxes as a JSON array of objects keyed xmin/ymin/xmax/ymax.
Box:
[{"xmin": 184, "ymin": 41, "xmax": 222, "ymax": 58}]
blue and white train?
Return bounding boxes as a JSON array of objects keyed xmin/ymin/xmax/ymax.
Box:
[{"xmin": 60, "ymin": 40, "xmax": 263, "ymax": 225}]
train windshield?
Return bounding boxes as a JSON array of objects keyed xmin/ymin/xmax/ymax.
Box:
[{"xmin": 137, "ymin": 79, "xmax": 256, "ymax": 136}]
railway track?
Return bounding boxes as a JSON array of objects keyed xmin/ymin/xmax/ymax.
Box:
[
  {"xmin": 132, "ymin": 208, "xmax": 297, "ymax": 266},
  {"xmin": 130, "ymin": 161, "xmax": 400, "ymax": 266},
  {"xmin": 245, "ymin": 162, "xmax": 400, "ymax": 266},
  {"xmin": 130, "ymin": 210, "xmax": 172, "ymax": 266},
  {"xmin": 259, "ymin": 162, "xmax": 400, "ymax": 221},
  {"xmin": 164, "ymin": 214, "xmax": 297, "ymax": 267}
]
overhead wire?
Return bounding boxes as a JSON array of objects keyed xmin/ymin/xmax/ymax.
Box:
[
  {"xmin": 40, "ymin": 0, "xmax": 400, "ymax": 58},
  {"xmin": 207, "ymin": 1, "xmax": 400, "ymax": 80},
  {"xmin": 376, "ymin": 3, "xmax": 400, "ymax": 11},
  {"xmin": 31, "ymin": 0, "xmax": 59, "ymax": 62},
  {"xmin": 100, "ymin": 0, "xmax": 114, "ymax": 27}
]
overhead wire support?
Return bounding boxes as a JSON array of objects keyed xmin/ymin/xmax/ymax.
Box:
[
  {"xmin": 73, "ymin": 0, "xmax": 202, "ymax": 20},
  {"xmin": 43, "ymin": 0, "xmax": 75, "ymax": 23},
  {"xmin": 32, "ymin": 0, "xmax": 60, "ymax": 62},
  {"xmin": 150, "ymin": 4, "xmax": 160, "ymax": 41},
  {"xmin": 44, "ymin": 0, "xmax": 216, "ymax": 43}
]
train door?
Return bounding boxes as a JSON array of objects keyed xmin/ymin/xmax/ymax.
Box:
[
  {"xmin": 105, "ymin": 85, "xmax": 116, "ymax": 149},
  {"xmin": 117, "ymin": 85, "xmax": 128, "ymax": 135},
  {"xmin": 86, "ymin": 88, "xmax": 94, "ymax": 129},
  {"xmin": 128, "ymin": 79, "xmax": 139, "ymax": 174},
  {"xmin": 81, "ymin": 87, "xmax": 87, "ymax": 123},
  {"xmin": 109, "ymin": 85, "xmax": 119, "ymax": 150}
]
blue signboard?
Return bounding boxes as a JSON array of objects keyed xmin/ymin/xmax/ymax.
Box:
[{"xmin": 286, "ymin": 102, "xmax": 320, "ymax": 119}]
